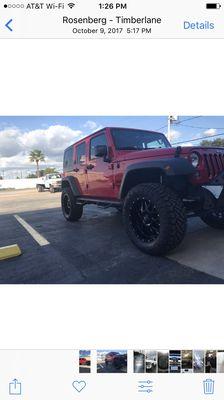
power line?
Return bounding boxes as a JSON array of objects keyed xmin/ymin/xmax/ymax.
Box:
[
  {"xmin": 156, "ymin": 124, "xmax": 167, "ymax": 131},
  {"xmin": 156, "ymin": 116, "xmax": 201, "ymax": 132},
  {"xmin": 172, "ymin": 131, "xmax": 224, "ymax": 145},
  {"xmin": 176, "ymin": 123, "xmax": 224, "ymax": 130},
  {"xmin": 176, "ymin": 116, "xmax": 202, "ymax": 124}
]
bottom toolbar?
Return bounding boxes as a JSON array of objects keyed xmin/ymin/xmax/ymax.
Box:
[{"xmin": 0, "ymin": 350, "xmax": 223, "ymax": 399}]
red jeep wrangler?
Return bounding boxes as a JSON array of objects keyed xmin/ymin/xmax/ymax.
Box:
[{"xmin": 61, "ymin": 127, "xmax": 224, "ymax": 255}]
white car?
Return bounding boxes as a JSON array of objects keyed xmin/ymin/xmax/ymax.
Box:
[{"xmin": 36, "ymin": 173, "xmax": 62, "ymax": 193}]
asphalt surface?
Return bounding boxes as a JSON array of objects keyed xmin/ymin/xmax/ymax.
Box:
[
  {"xmin": 79, "ymin": 366, "xmax": 91, "ymax": 373},
  {"xmin": 97, "ymin": 362, "xmax": 127, "ymax": 373},
  {"xmin": 0, "ymin": 189, "xmax": 223, "ymax": 284}
]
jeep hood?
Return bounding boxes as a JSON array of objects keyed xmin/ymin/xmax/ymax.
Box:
[
  {"xmin": 115, "ymin": 147, "xmax": 181, "ymax": 161},
  {"xmin": 115, "ymin": 146, "xmax": 224, "ymax": 161}
]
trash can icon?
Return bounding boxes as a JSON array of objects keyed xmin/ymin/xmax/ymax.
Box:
[{"xmin": 203, "ymin": 379, "xmax": 215, "ymax": 395}]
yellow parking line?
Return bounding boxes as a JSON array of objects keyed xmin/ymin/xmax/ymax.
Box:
[
  {"xmin": 14, "ymin": 214, "xmax": 50, "ymax": 247},
  {"xmin": 0, "ymin": 244, "xmax": 22, "ymax": 261}
]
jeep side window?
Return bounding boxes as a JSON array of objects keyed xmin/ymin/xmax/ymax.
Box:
[
  {"xmin": 76, "ymin": 142, "xmax": 86, "ymax": 165},
  {"xmin": 90, "ymin": 133, "xmax": 107, "ymax": 159},
  {"xmin": 63, "ymin": 146, "xmax": 74, "ymax": 172}
]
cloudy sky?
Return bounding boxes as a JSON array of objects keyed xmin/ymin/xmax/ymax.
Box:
[{"xmin": 0, "ymin": 116, "xmax": 224, "ymax": 178}]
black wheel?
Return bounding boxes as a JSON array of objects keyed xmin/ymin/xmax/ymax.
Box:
[
  {"xmin": 37, "ymin": 185, "xmax": 44, "ymax": 192},
  {"xmin": 61, "ymin": 187, "xmax": 83, "ymax": 221},
  {"xmin": 49, "ymin": 186, "xmax": 55, "ymax": 193},
  {"xmin": 201, "ymin": 188, "xmax": 224, "ymax": 229},
  {"xmin": 123, "ymin": 183, "xmax": 187, "ymax": 256}
]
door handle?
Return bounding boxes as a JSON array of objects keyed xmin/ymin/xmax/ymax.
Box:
[
  {"xmin": 86, "ymin": 164, "xmax": 94, "ymax": 170},
  {"xmin": 73, "ymin": 167, "xmax": 79, "ymax": 172}
]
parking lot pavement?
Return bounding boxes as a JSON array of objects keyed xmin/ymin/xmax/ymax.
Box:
[
  {"xmin": 0, "ymin": 189, "xmax": 224, "ymax": 284},
  {"xmin": 97, "ymin": 362, "xmax": 126, "ymax": 373},
  {"xmin": 79, "ymin": 366, "xmax": 90, "ymax": 373},
  {"xmin": 0, "ymin": 189, "xmax": 60, "ymax": 215},
  {"xmin": 168, "ymin": 221, "xmax": 224, "ymax": 280}
]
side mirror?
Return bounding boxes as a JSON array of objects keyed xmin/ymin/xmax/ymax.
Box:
[{"xmin": 94, "ymin": 145, "xmax": 107, "ymax": 158}]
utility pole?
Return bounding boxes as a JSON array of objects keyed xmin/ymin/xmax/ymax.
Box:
[{"xmin": 167, "ymin": 115, "xmax": 178, "ymax": 142}]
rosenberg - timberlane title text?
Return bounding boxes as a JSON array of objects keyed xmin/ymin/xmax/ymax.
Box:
[{"xmin": 62, "ymin": 16, "xmax": 162, "ymax": 26}]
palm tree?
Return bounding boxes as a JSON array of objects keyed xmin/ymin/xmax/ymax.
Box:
[{"xmin": 29, "ymin": 149, "xmax": 45, "ymax": 178}]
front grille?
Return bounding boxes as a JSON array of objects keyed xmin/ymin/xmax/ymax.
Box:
[{"xmin": 204, "ymin": 153, "xmax": 224, "ymax": 178}]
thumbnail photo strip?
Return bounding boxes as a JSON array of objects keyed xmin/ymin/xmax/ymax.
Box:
[
  {"xmin": 133, "ymin": 350, "xmax": 221, "ymax": 373},
  {"xmin": 77, "ymin": 350, "xmax": 224, "ymax": 374}
]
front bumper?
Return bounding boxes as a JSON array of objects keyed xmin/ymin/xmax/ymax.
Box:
[{"xmin": 208, "ymin": 170, "xmax": 224, "ymax": 185}]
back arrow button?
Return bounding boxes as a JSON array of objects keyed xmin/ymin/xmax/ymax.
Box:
[{"xmin": 5, "ymin": 19, "xmax": 13, "ymax": 32}]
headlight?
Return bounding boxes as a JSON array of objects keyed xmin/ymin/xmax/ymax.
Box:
[{"xmin": 190, "ymin": 152, "xmax": 200, "ymax": 168}]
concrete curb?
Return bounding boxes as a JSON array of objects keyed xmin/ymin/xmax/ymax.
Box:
[{"xmin": 0, "ymin": 244, "xmax": 22, "ymax": 261}]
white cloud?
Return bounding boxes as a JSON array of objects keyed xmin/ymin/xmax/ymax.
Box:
[
  {"xmin": 0, "ymin": 125, "xmax": 86, "ymax": 169},
  {"xmin": 83, "ymin": 120, "xmax": 103, "ymax": 132},
  {"xmin": 0, "ymin": 128, "xmax": 23, "ymax": 157},
  {"xmin": 83, "ymin": 120, "xmax": 98, "ymax": 130},
  {"xmin": 19, "ymin": 125, "xmax": 83, "ymax": 157},
  {"xmin": 169, "ymin": 129, "xmax": 182, "ymax": 142},
  {"xmin": 203, "ymin": 128, "xmax": 217, "ymax": 136}
]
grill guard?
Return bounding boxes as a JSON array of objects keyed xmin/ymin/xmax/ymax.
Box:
[{"xmin": 203, "ymin": 153, "xmax": 224, "ymax": 179}]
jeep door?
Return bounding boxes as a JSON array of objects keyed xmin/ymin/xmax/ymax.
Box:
[
  {"xmin": 73, "ymin": 141, "xmax": 88, "ymax": 195},
  {"xmin": 86, "ymin": 131, "xmax": 114, "ymax": 198}
]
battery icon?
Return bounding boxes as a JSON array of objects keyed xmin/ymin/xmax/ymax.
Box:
[{"xmin": 206, "ymin": 3, "xmax": 221, "ymax": 8}]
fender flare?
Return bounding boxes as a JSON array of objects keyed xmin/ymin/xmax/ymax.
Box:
[
  {"xmin": 62, "ymin": 176, "xmax": 81, "ymax": 197},
  {"xmin": 119, "ymin": 158, "xmax": 195, "ymax": 199}
]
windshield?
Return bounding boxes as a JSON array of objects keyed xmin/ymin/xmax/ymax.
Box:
[
  {"xmin": 111, "ymin": 128, "xmax": 171, "ymax": 150},
  {"xmin": 48, "ymin": 174, "xmax": 61, "ymax": 179}
]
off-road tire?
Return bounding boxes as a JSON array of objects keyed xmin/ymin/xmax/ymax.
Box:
[
  {"xmin": 37, "ymin": 185, "xmax": 44, "ymax": 192},
  {"xmin": 200, "ymin": 188, "xmax": 224, "ymax": 229},
  {"xmin": 61, "ymin": 187, "xmax": 83, "ymax": 221},
  {"xmin": 123, "ymin": 183, "xmax": 187, "ymax": 256}
]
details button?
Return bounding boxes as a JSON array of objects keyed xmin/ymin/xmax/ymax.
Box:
[{"xmin": 183, "ymin": 21, "xmax": 215, "ymax": 30}]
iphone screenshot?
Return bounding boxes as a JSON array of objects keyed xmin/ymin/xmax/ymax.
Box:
[{"xmin": 0, "ymin": 0, "xmax": 224, "ymax": 398}]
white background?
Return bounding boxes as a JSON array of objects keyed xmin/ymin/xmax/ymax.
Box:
[{"xmin": 0, "ymin": 39, "xmax": 223, "ymax": 349}]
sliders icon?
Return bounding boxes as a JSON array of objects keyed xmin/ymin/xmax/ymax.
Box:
[{"xmin": 138, "ymin": 380, "xmax": 153, "ymax": 393}]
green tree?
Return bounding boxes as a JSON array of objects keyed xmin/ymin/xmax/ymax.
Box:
[
  {"xmin": 27, "ymin": 173, "xmax": 37, "ymax": 179},
  {"xmin": 29, "ymin": 150, "xmax": 45, "ymax": 178},
  {"xmin": 200, "ymin": 138, "xmax": 224, "ymax": 147},
  {"xmin": 43, "ymin": 167, "xmax": 59, "ymax": 175}
]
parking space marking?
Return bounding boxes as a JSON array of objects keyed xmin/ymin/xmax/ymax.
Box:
[{"xmin": 14, "ymin": 214, "xmax": 50, "ymax": 247}]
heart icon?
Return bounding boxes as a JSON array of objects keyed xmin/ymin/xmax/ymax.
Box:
[{"xmin": 72, "ymin": 380, "xmax": 86, "ymax": 393}]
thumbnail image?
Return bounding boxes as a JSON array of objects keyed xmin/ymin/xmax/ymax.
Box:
[
  {"xmin": 169, "ymin": 350, "xmax": 181, "ymax": 373},
  {"xmin": 158, "ymin": 351, "xmax": 169, "ymax": 373},
  {"xmin": 134, "ymin": 350, "xmax": 145, "ymax": 373},
  {"xmin": 79, "ymin": 350, "xmax": 91, "ymax": 373},
  {"xmin": 217, "ymin": 350, "xmax": 224, "ymax": 373},
  {"xmin": 181, "ymin": 350, "xmax": 193, "ymax": 373},
  {"xmin": 193, "ymin": 350, "xmax": 205, "ymax": 373},
  {"xmin": 205, "ymin": 350, "xmax": 217, "ymax": 373},
  {"xmin": 97, "ymin": 350, "xmax": 127, "ymax": 373},
  {"xmin": 145, "ymin": 351, "xmax": 157, "ymax": 373}
]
